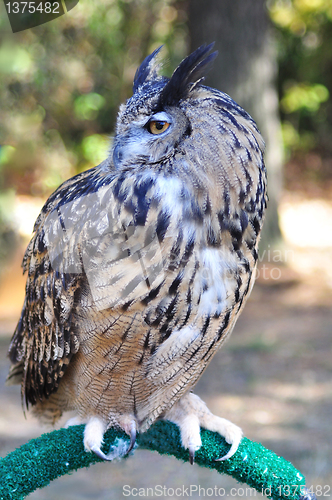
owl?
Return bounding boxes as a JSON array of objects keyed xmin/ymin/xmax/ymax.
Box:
[{"xmin": 7, "ymin": 44, "xmax": 267, "ymax": 464}]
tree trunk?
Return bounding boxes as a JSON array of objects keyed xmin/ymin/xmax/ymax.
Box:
[{"xmin": 189, "ymin": 0, "xmax": 283, "ymax": 249}]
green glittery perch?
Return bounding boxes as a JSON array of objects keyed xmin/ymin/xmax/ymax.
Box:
[{"xmin": 0, "ymin": 421, "xmax": 315, "ymax": 500}]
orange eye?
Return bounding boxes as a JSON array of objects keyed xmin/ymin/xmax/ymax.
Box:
[{"xmin": 148, "ymin": 120, "xmax": 170, "ymax": 135}]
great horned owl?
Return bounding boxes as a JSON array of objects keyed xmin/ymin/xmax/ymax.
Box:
[{"xmin": 7, "ymin": 44, "xmax": 267, "ymax": 463}]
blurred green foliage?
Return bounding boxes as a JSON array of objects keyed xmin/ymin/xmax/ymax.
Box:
[
  {"xmin": 281, "ymin": 82, "xmax": 329, "ymax": 114},
  {"xmin": 0, "ymin": 0, "xmax": 188, "ymax": 195},
  {"xmin": 268, "ymin": 0, "xmax": 332, "ymax": 157}
]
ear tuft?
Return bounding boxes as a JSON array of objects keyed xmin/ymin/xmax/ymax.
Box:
[
  {"xmin": 133, "ymin": 46, "xmax": 163, "ymax": 93},
  {"xmin": 159, "ymin": 43, "xmax": 217, "ymax": 107}
]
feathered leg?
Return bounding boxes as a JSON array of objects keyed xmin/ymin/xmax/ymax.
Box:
[{"xmin": 164, "ymin": 392, "xmax": 242, "ymax": 464}]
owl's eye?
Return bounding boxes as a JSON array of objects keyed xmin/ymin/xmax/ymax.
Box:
[{"xmin": 147, "ymin": 120, "xmax": 170, "ymax": 135}]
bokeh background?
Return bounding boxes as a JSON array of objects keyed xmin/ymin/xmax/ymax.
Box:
[{"xmin": 0, "ymin": 0, "xmax": 331, "ymax": 498}]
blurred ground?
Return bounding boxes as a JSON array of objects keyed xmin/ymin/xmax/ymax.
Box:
[{"xmin": 0, "ymin": 192, "xmax": 331, "ymax": 499}]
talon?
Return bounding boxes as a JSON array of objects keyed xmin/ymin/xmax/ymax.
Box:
[
  {"xmin": 189, "ymin": 446, "xmax": 195, "ymax": 465},
  {"xmin": 90, "ymin": 444, "xmax": 114, "ymax": 461},
  {"xmin": 91, "ymin": 437, "xmax": 131, "ymax": 461},
  {"xmin": 215, "ymin": 436, "xmax": 241, "ymax": 461},
  {"xmin": 126, "ymin": 421, "xmax": 137, "ymax": 454}
]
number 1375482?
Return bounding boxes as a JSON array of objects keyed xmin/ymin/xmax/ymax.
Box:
[{"xmin": 5, "ymin": 2, "xmax": 60, "ymax": 14}]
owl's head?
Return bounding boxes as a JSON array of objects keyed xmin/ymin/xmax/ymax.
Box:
[
  {"xmin": 112, "ymin": 44, "xmax": 218, "ymax": 170},
  {"xmin": 112, "ymin": 44, "xmax": 264, "ymax": 190}
]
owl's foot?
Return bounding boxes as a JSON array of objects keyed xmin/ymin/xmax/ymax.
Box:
[
  {"xmin": 164, "ymin": 392, "xmax": 242, "ymax": 464},
  {"xmin": 83, "ymin": 415, "xmax": 137, "ymax": 461},
  {"xmin": 65, "ymin": 416, "xmax": 85, "ymax": 428}
]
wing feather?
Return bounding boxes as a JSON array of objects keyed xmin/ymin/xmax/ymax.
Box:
[
  {"xmin": 7, "ymin": 162, "xmax": 175, "ymax": 406},
  {"xmin": 7, "ymin": 166, "xmax": 109, "ymax": 406}
]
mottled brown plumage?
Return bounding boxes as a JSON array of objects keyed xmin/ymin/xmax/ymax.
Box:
[{"xmin": 7, "ymin": 44, "xmax": 267, "ymax": 462}]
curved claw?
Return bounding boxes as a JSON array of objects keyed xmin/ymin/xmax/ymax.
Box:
[
  {"xmin": 126, "ymin": 422, "xmax": 137, "ymax": 454},
  {"xmin": 214, "ymin": 435, "xmax": 242, "ymax": 462},
  {"xmin": 89, "ymin": 417, "xmax": 137, "ymax": 462},
  {"xmin": 91, "ymin": 437, "xmax": 134, "ymax": 462},
  {"xmin": 90, "ymin": 444, "xmax": 114, "ymax": 461},
  {"xmin": 189, "ymin": 446, "xmax": 195, "ymax": 465}
]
